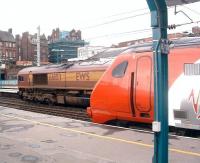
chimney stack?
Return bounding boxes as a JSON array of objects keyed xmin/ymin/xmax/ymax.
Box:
[{"xmin": 8, "ymin": 28, "xmax": 12, "ymax": 34}]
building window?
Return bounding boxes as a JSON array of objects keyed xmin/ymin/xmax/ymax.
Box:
[
  {"xmin": 112, "ymin": 61, "xmax": 128, "ymax": 78},
  {"xmin": 5, "ymin": 51, "xmax": 8, "ymax": 57}
]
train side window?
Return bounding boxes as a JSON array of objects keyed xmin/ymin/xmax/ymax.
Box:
[{"xmin": 112, "ymin": 61, "xmax": 128, "ymax": 78}]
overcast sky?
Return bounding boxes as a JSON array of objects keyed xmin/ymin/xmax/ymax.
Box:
[{"xmin": 0, "ymin": 0, "xmax": 200, "ymax": 46}]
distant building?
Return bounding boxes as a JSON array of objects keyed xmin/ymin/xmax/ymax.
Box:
[
  {"xmin": 0, "ymin": 28, "xmax": 16, "ymax": 64},
  {"xmin": 16, "ymin": 32, "xmax": 48, "ymax": 64},
  {"xmin": 0, "ymin": 28, "xmax": 16, "ymax": 79},
  {"xmin": 192, "ymin": 26, "xmax": 200, "ymax": 36},
  {"xmin": 48, "ymin": 28, "xmax": 60, "ymax": 43},
  {"xmin": 15, "ymin": 34, "xmax": 22, "ymax": 61},
  {"xmin": 48, "ymin": 28, "xmax": 87, "ymax": 63},
  {"xmin": 117, "ymin": 32, "xmax": 189, "ymax": 47}
]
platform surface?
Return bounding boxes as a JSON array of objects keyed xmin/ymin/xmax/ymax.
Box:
[
  {"xmin": 0, "ymin": 88, "xmax": 18, "ymax": 93},
  {"xmin": 0, "ymin": 106, "xmax": 199, "ymax": 163}
]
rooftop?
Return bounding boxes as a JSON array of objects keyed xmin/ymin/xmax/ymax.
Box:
[{"xmin": 0, "ymin": 30, "xmax": 15, "ymax": 42}]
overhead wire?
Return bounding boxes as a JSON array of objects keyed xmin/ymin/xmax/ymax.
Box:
[
  {"xmin": 82, "ymin": 6, "xmax": 185, "ymax": 39},
  {"xmin": 98, "ymin": 8, "xmax": 148, "ymax": 19},
  {"xmin": 168, "ymin": 20, "xmax": 200, "ymax": 30},
  {"xmin": 85, "ymin": 28, "xmax": 151, "ymax": 40},
  {"xmin": 83, "ymin": 4, "xmax": 200, "ymax": 44},
  {"xmin": 182, "ymin": 5, "xmax": 200, "ymax": 16},
  {"xmin": 81, "ymin": 8, "xmax": 151, "ymax": 42},
  {"xmin": 85, "ymin": 18, "xmax": 200, "ymax": 41},
  {"xmin": 81, "ymin": 12, "xmax": 149, "ymax": 30},
  {"xmin": 79, "ymin": 7, "xmax": 149, "ymax": 30}
]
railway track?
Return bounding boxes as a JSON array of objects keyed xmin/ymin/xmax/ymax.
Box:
[
  {"xmin": 0, "ymin": 94, "xmax": 90, "ymax": 122},
  {"xmin": 0, "ymin": 92, "xmax": 199, "ymax": 138}
]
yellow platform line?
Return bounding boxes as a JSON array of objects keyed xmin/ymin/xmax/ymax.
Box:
[{"xmin": 0, "ymin": 113, "xmax": 199, "ymax": 157}]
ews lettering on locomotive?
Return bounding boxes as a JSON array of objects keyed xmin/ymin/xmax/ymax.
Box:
[{"xmin": 76, "ymin": 72, "xmax": 90, "ymax": 81}]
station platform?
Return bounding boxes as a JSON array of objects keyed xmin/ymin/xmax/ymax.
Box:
[{"xmin": 0, "ymin": 106, "xmax": 199, "ymax": 163}]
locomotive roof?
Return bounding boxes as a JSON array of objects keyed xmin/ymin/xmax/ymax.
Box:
[
  {"xmin": 87, "ymin": 47, "xmax": 128, "ymax": 59},
  {"xmin": 18, "ymin": 47, "xmax": 128, "ymax": 74},
  {"xmin": 18, "ymin": 37, "xmax": 200, "ymax": 75},
  {"xmin": 18, "ymin": 59, "xmax": 113, "ymax": 74}
]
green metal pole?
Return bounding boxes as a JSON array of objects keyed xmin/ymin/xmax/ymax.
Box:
[
  {"xmin": 0, "ymin": 65, "xmax": 1, "ymax": 88},
  {"xmin": 146, "ymin": 0, "xmax": 169, "ymax": 163},
  {"xmin": 57, "ymin": 51, "xmax": 59, "ymax": 64},
  {"xmin": 0, "ymin": 63, "xmax": 1, "ymax": 80}
]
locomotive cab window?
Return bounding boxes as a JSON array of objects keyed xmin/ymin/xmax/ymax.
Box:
[{"xmin": 112, "ymin": 61, "xmax": 128, "ymax": 78}]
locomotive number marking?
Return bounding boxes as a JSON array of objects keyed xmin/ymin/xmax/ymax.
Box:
[
  {"xmin": 76, "ymin": 72, "xmax": 90, "ymax": 81},
  {"xmin": 49, "ymin": 73, "xmax": 61, "ymax": 81}
]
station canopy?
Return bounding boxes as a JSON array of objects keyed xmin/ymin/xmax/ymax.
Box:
[{"xmin": 166, "ymin": 0, "xmax": 200, "ymax": 6}]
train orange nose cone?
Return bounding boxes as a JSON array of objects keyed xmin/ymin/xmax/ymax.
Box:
[{"xmin": 87, "ymin": 107, "xmax": 92, "ymax": 117}]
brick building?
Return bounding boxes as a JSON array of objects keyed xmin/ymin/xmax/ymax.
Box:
[
  {"xmin": 192, "ymin": 26, "xmax": 200, "ymax": 36},
  {"xmin": 117, "ymin": 27, "xmax": 200, "ymax": 48},
  {"xmin": 0, "ymin": 29, "xmax": 16, "ymax": 64},
  {"xmin": 48, "ymin": 28, "xmax": 60, "ymax": 42},
  {"xmin": 117, "ymin": 33, "xmax": 188, "ymax": 47},
  {"xmin": 16, "ymin": 32, "xmax": 48, "ymax": 64},
  {"xmin": 48, "ymin": 28, "xmax": 82, "ymax": 43},
  {"xmin": 48, "ymin": 28, "xmax": 86, "ymax": 63}
]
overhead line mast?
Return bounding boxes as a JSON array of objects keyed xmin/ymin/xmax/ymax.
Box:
[
  {"xmin": 146, "ymin": 0, "xmax": 169, "ymax": 163},
  {"xmin": 37, "ymin": 26, "xmax": 40, "ymax": 67}
]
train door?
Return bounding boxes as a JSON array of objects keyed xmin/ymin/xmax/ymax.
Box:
[
  {"xmin": 130, "ymin": 72, "xmax": 135, "ymax": 115},
  {"xmin": 135, "ymin": 56, "xmax": 152, "ymax": 112}
]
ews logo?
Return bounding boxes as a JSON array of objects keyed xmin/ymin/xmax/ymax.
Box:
[{"xmin": 76, "ymin": 72, "xmax": 90, "ymax": 81}]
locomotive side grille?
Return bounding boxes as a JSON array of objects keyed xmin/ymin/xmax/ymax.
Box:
[
  {"xmin": 33, "ymin": 74, "xmax": 48, "ymax": 85},
  {"xmin": 184, "ymin": 63, "xmax": 200, "ymax": 75},
  {"xmin": 174, "ymin": 110, "xmax": 187, "ymax": 119}
]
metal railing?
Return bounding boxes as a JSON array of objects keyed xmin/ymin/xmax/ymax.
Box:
[{"xmin": 0, "ymin": 80, "xmax": 18, "ymax": 88}]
